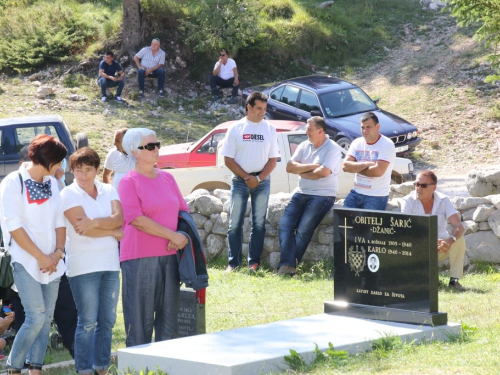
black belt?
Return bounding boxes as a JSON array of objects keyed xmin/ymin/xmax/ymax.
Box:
[{"xmin": 248, "ymin": 171, "xmax": 262, "ymax": 176}]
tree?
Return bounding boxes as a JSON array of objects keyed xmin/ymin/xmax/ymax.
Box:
[
  {"xmin": 119, "ymin": 0, "xmax": 142, "ymax": 58},
  {"xmin": 449, "ymin": 0, "xmax": 500, "ymax": 82}
]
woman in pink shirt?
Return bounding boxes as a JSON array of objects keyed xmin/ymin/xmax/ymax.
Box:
[{"xmin": 118, "ymin": 128, "xmax": 188, "ymax": 347}]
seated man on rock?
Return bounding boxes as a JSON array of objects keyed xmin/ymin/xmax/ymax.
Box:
[
  {"xmin": 277, "ymin": 116, "xmax": 342, "ymax": 275},
  {"xmin": 209, "ymin": 48, "xmax": 239, "ymax": 103},
  {"xmin": 400, "ymin": 170, "xmax": 466, "ymax": 291},
  {"xmin": 98, "ymin": 51, "xmax": 125, "ymax": 102},
  {"xmin": 134, "ymin": 38, "xmax": 166, "ymax": 98}
]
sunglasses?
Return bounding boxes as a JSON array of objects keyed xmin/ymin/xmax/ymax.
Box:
[
  {"xmin": 413, "ymin": 182, "xmax": 436, "ymax": 188},
  {"xmin": 137, "ymin": 142, "xmax": 160, "ymax": 151},
  {"xmin": 220, "ymin": 54, "xmax": 226, "ymax": 57}
]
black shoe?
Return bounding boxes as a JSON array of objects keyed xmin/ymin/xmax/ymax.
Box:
[
  {"xmin": 159, "ymin": 90, "xmax": 165, "ymax": 97},
  {"xmin": 138, "ymin": 90, "xmax": 144, "ymax": 98}
]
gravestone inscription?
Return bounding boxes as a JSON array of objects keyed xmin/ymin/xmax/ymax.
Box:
[
  {"xmin": 325, "ymin": 208, "xmax": 447, "ymax": 325},
  {"xmin": 178, "ymin": 288, "xmax": 206, "ymax": 338}
]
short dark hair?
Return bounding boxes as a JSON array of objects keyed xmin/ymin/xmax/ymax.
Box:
[
  {"xmin": 105, "ymin": 51, "xmax": 114, "ymax": 57},
  {"xmin": 70, "ymin": 147, "xmax": 100, "ymax": 170},
  {"xmin": 361, "ymin": 112, "xmax": 379, "ymax": 125},
  {"xmin": 29, "ymin": 134, "xmax": 67, "ymax": 171},
  {"xmin": 220, "ymin": 48, "xmax": 229, "ymax": 55},
  {"xmin": 417, "ymin": 169, "xmax": 438, "ymax": 184},
  {"xmin": 307, "ymin": 116, "xmax": 326, "ymax": 132},
  {"xmin": 245, "ymin": 92, "xmax": 268, "ymax": 115},
  {"xmin": 19, "ymin": 145, "xmax": 30, "ymax": 162}
]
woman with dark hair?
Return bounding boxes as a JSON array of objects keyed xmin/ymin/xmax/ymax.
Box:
[
  {"xmin": 0, "ymin": 134, "xmax": 67, "ymax": 375},
  {"xmin": 119, "ymin": 128, "xmax": 188, "ymax": 347},
  {"xmin": 61, "ymin": 147, "xmax": 123, "ymax": 375}
]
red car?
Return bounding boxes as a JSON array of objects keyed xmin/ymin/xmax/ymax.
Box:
[{"xmin": 157, "ymin": 120, "xmax": 306, "ymax": 169}]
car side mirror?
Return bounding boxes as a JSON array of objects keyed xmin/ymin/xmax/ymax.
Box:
[
  {"xmin": 373, "ymin": 98, "xmax": 380, "ymax": 105},
  {"xmin": 208, "ymin": 147, "xmax": 215, "ymax": 154},
  {"xmin": 310, "ymin": 109, "xmax": 323, "ymax": 117}
]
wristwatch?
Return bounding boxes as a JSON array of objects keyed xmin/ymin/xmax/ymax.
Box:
[
  {"xmin": 451, "ymin": 235, "xmax": 457, "ymax": 242},
  {"xmin": 55, "ymin": 247, "xmax": 65, "ymax": 259},
  {"xmin": 256, "ymin": 175, "xmax": 261, "ymax": 184}
]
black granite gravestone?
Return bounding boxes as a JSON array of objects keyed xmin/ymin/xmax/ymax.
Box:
[
  {"xmin": 178, "ymin": 288, "xmax": 206, "ymax": 337},
  {"xmin": 324, "ymin": 208, "xmax": 447, "ymax": 326}
]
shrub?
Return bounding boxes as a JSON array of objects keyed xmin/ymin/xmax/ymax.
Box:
[
  {"xmin": 0, "ymin": 1, "xmax": 99, "ymax": 73},
  {"xmin": 62, "ymin": 73, "xmax": 87, "ymax": 88}
]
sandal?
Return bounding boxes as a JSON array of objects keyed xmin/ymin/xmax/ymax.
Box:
[
  {"xmin": 8, "ymin": 369, "xmax": 21, "ymax": 374},
  {"xmin": 29, "ymin": 365, "xmax": 43, "ymax": 371}
]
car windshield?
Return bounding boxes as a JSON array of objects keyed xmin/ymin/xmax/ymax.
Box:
[{"xmin": 319, "ymin": 88, "xmax": 377, "ymax": 118}]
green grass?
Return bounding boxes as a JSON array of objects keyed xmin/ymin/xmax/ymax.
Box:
[{"xmin": 1, "ymin": 261, "xmax": 497, "ymax": 375}]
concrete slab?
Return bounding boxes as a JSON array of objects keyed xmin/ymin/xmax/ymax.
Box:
[{"xmin": 118, "ymin": 314, "xmax": 461, "ymax": 375}]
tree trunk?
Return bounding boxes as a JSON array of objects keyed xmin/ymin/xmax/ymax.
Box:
[{"xmin": 119, "ymin": 0, "xmax": 142, "ymax": 58}]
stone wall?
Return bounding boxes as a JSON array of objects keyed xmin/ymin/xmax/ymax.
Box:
[{"xmin": 187, "ymin": 181, "xmax": 500, "ymax": 268}]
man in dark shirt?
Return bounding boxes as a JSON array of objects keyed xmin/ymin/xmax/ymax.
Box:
[{"xmin": 98, "ymin": 51, "xmax": 126, "ymax": 102}]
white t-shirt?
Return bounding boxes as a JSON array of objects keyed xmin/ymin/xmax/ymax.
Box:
[
  {"xmin": 61, "ymin": 180, "xmax": 120, "ymax": 277},
  {"xmin": 220, "ymin": 118, "xmax": 280, "ymax": 173},
  {"xmin": 291, "ymin": 138, "xmax": 342, "ymax": 197},
  {"xmin": 0, "ymin": 165, "xmax": 66, "ymax": 284},
  {"xmin": 400, "ymin": 191, "xmax": 457, "ymax": 240},
  {"xmin": 214, "ymin": 58, "xmax": 237, "ymax": 80},
  {"xmin": 104, "ymin": 147, "xmax": 135, "ymax": 190},
  {"xmin": 346, "ymin": 135, "xmax": 395, "ymax": 196}
]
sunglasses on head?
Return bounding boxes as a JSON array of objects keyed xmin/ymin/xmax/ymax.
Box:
[
  {"xmin": 414, "ymin": 182, "xmax": 436, "ymax": 188},
  {"xmin": 137, "ymin": 142, "xmax": 160, "ymax": 151}
]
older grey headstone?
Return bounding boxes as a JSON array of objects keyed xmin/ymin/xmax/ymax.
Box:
[{"xmin": 178, "ymin": 288, "xmax": 206, "ymax": 338}]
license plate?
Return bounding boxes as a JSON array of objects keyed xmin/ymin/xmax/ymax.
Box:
[{"xmin": 395, "ymin": 145, "xmax": 409, "ymax": 153}]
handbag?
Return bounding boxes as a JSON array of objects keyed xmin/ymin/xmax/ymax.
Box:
[{"xmin": 0, "ymin": 247, "xmax": 13, "ymax": 289}]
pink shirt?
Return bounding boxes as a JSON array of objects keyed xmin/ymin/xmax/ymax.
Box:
[{"xmin": 118, "ymin": 169, "xmax": 189, "ymax": 262}]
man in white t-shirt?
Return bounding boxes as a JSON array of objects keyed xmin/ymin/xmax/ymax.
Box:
[
  {"xmin": 342, "ymin": 112, "xmax": 396, "ymax": 210},
  {"xmin": 220, "ymin": 92, "xmax": 279, "ymax": 271},
  {"xmin": 134, "ymin": 38, "xmax": 166, "ymax": 98},
  {"xmin": 209, "ymin": 48, "xmax": 240, "ymax": 104},
  {"xmin": 103, "ymin": 128, "xmax": 135, "ymax": 190},
  {"xmin": 277, "ymin": 117, "xmax": 342, "ymax": 276},
  {"xmin": 400, "ymin": 170, "xmax": 466, "ymax": 291}
]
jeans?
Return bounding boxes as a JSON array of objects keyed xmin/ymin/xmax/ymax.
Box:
[
  {"xmin": 227, "ymin": 176, "xmax": 270, "ymax": 267},
  {"xmin": 138, "ymin": 67, "xmax": 165, "ymax": 91},
  {"xmin": 97, "ymin": 77, "xmax": 125, "ymax": 97},
  {"xmin": 209, "ymin": 75, "xmax": 239, "ymax": 97},
  {"xmin": 7, "ymin": 262, "xmax": 60, "ymax": 370},
  {"xmin": 278, "ymin": 193, "xmax": 335, "ymax": 268},
  {"xmin": 69, "ymin": 271, "xmax": 119, "ymax": 374},
  {"xmin": 343, "ymin": 189, "xmax": 389, "ymax": 211},
  {"xmin": 121, "ymin": 255, "xmax": 180, "ymax": 347}
]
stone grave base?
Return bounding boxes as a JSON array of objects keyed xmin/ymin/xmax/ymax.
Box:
[{"xmin": 117, "ymin": 313, "xmax": 461, "ymax": 375}]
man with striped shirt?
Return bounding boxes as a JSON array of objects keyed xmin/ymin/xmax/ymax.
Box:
[{"xmin": 134, "ymin": 38, "xmax": 166, "ymax": 98}]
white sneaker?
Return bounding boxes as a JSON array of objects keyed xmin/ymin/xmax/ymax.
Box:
[
  {"xmin": 101, "ymin": 96, "xmax": 107, "ymax": 102},
  {"xmin": 116, "ymin": 96, "xmax": 122, "ymax": 102}
]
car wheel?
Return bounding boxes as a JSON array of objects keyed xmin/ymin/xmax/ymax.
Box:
[
  {"xmin": 264, "ymin": 112, "xmax": 273, "ymax": 120},
  {"xmin": 335, "ymin": 137, "xmax": 351, "ymax": 151},
  {"xmin": 75, "ymin": 132, "xmax": 89, "ymax": 149}
]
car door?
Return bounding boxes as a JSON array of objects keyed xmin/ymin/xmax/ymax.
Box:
[
  {"xmin": 267, "ymin": 85, "xmax": 299, "ymax": 120},
  {"xmin": 296, "ymin": 89, "xmax": 322, "ymax": 122},
  {"xmin": 191, "ymin": 131, "xmax": 227, "ymax": 167}
]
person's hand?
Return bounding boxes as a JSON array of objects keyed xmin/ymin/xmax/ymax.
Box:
[
  {"xmin": 0, "ymin": 313, "xmax": 14, "ymax": 328},
  {"xmin": 244, "ymin": 175, "xmax": 259, "ymax": 188},
  {"xmin": 74, "ymin": 216, "xmax": 95, "ymax": 235},
  {"xmin": 38, "ymin": 253, "xmax": 58, "ymax": 275},
  {"xmin": 112, "ymin": 228, "xmax": 124, "ymax": 241},
  {"xmin": 54, "ymin": 167, "xmax": 64, "ymax": 180},
  {"xmin": 146, "ymin": 68, "xmax": 153, "ymax": 76},
  {"xmin": 362, "ymin": 161, "xmax": 377, "ymax": 170},
  {"xmin": 234, "ymin": 78, "xmax": 239, "ymax": 86},
  {"xmin": 437, "ymin": 238, "xmax": 451, "ymax": 254},
  {"xmin": 167, "ymin": 232, "xmax": 188, "ymax": 251}
]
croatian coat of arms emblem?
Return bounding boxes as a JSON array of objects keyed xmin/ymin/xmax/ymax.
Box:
[{"xmin": 348, "ymin": 245, "xmax": 366, "ymax": 277}]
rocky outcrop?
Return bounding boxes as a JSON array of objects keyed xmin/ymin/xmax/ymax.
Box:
[{"xmin": 466, "ymin": 168, "xmax": 500, "ymax": 197}]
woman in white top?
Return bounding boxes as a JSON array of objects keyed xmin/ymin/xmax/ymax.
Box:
[
  {"xmin": 60, "ymin": 148, "xmax": 123, "ymax": 375},
  {"xmin": 0, "ymin": 134, "xmax": 67, "ymax": 375}
]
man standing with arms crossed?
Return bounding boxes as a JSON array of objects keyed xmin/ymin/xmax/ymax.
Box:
[
  {"xmin": 277, "ymin": 117, "xmax": 342, "ymax": 276},
  {"xmin": 342, "ymin": 112, "xmax": 396, "ymax": 210},
  {"xmin": 220, "ymin": 92, "xmax": 279, "ymax": 271}
]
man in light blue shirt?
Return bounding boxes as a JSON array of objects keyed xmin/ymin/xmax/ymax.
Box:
[{"xmin": 277, "ymin": 117, "xmax": 342, "ymax": 275}]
